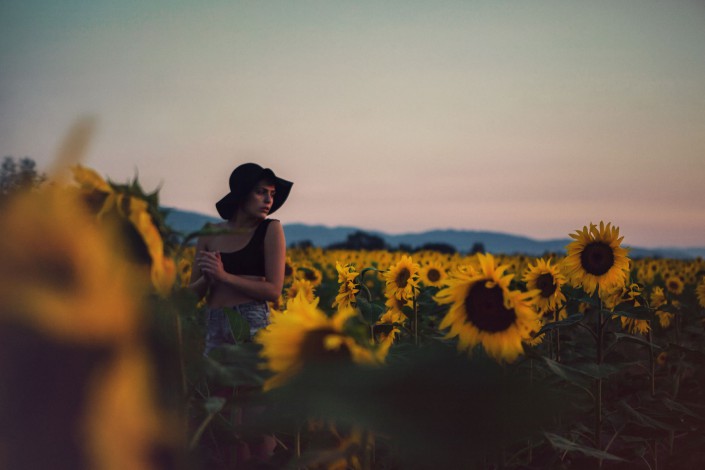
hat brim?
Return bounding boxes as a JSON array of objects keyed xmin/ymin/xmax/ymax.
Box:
[{"xmin": 215, "ymin": 171, "xmax": 293, "ymax": 219}]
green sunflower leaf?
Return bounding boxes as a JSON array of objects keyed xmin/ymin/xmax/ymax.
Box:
[
  {"xmin": 668, "ymin": 343, "xmax": 705, "ymax": 362},
  {"xmin": 619, "ymin": 401, "xmax": 675, "ymax": 431},
  {"xmin": 544, "ymin": 433, "xmax": 625, "ymax": 461},
  {"xmin": 223, "ymin": 307, "xmax": 251, "ymax": 342},
  {"xmin": 537, "ymin": 313, "xmax": 584, "ymax": 335},
  {"xmin": 356, "ymin": 296, "xmax": 385, "ymax": 325},
  {"xmin": 609, "ymin": 306, "xmax": 654, "ymax": 320},
  {"xmin": 203, "ymin": 396, "xmax": 226, "ymax": 415},
  {"xmin": 611, "ymin": 333, "xmax": 662, "ymax": 350},
  {"xmin": 543, "ymin": 357, "xmax": 619, "ymax": 381},
  {"xmin": 660, "ymin": 397, "xmax": 704, "ymax": 420}
]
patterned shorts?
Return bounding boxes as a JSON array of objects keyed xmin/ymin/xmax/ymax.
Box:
[{"xmin": 204, "ymin": 301, "xmax": 270, "ymax": 355}]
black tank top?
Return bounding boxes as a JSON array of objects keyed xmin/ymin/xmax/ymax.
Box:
[{"xmin": 219, "ymin": 219, "xmax": 274, "ymax": 276}]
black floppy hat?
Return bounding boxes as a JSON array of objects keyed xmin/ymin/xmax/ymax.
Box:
[{"xmin": 215, "ymin": 163, "xmax": 293, "ymax": 219}]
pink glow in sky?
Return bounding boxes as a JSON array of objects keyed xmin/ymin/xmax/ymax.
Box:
[{"xmin": 1, "ymin": 0, "xmax": 704, "ymax": 247}]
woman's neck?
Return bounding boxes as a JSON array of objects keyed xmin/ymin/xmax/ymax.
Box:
[{"xmin": 226, "ymin": 213, "xmax": 263, "ymax": 232}]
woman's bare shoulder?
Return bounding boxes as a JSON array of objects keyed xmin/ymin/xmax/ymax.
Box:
[{"xmin": 196, "ymin": 222, "xmax": 227, "ymax": 248}]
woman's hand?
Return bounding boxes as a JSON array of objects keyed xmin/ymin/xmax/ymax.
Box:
[{"xmin": 197, "ymin": 251, "xmax": 228, "ymax": 283}]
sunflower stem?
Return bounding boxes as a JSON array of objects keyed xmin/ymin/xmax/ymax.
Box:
[
  {"xmin": 412, "ymin": 287, "xmax": 419, "ymax": 346},
  {"xmin": 175, "ymin": 312, "xmax": 187, "ymax": 397},
  {"xmin": 295, "ymin": 426, "xmax": 301, "ymax": 459},
  {"xmin": 576, "ymin": 320, "xmax": 599, "ymax": 341},
  {"xmin": 648, "ymin": 328, "xmax": 656, "ymax": 397},
  {"xmin": 595, "ymin": 300, "xmax": 605, "ymax": 458},
  {"xmin": 357, "ymin": 267, "xmax": 378, "ymax": 303}
]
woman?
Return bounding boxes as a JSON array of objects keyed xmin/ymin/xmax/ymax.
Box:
[
  {"xmin": 189, "ymin": 162, "xmax": 293, "ymax": 353},
  {"xmin": 188, "ymin": 163, "xmax": 292, "ymax": 465}
]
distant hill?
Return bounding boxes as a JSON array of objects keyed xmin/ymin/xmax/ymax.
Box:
[{"xmin": 164, "ymin": 208, "xmax": 704, "ymax": 259}]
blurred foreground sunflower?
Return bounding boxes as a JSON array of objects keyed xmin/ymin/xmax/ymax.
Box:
[
  {"xmin": 0, "ymin": 187, "xmax": 175, "ymax": 470},
  {"xmin": 435, "ymin": 253, "xmax": 541, "ymax": 363},
  {"xmin": 0, "ymin": 188, "xmax": 139, "ymax": 342},
  {"xmin": 72, "ymin": 165, "xmax": 176, "ymax": 296},
  {"xmin": 563, "ymin": 222, "xmax": 630, "ymax": 298},
  {"xmin": 256, "ymin": 294, "xmax": 378, "ymax": 390}
]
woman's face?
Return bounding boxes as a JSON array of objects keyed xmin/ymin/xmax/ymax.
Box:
[{"xmin": 241, "ymin": 179, "xmax": 276, "ymax": 219}]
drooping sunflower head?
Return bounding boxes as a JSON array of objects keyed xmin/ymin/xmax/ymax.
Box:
[
  {"xmin": 697, "ymin": 278, "xmax": 705, "ymax": 309},
  {"xmin": 604, "ymin": 283, "xmax": 643, "ymax": 311},
  {"xmin": 563, "ymin": 222, "xmax": 630, "ymax": 297},
  {"xmin": 522, "ymin": 258, "xmax": 567, "ymax": 314},
  {"xmin": 335, "ymin": 261, "xmax": 359, "ymax": 286},
  {"xmin": 619, "ymin": 316, "xmax": 651, "ymax": 335},
  {"xmin": 71, "ymin": 165, "xmax": 176, "ymax": 297},
  {"xmin": 650, "ymin": 286, "xmax": 667, "ymax": 309},
  {"xmin": 332, "ymin": 262, "xmax": 359, "ymax": 309},
  {"xmin": 435, "ymin": 253, "xmax": 541, "ymax": 363},
  {"xmin": 655, "ymin": 310, "xmax": 674, "ymax": 329}
]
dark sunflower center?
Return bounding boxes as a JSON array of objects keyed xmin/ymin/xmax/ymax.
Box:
[
  {"xmin": 580, "ymin": 242, "xmax": 615, "ymax": 276},
  {"xmin": 395, "ymin": 268, "xmax": 411, "ymax": 288},
  {"xmin": 284, "ymin": 263, "xmax": 293, "ymax": 276},
  {"xmin": 535, "ymin": 273, "xmax": 557, "ymax": 298},
  {"xmin": 303, "ymin": 269, "xmax": 317, "ymax": 281},
  {"xmin": 464, "ymin": 283, "xmax": 517, "ymax": 333},
  {"xmin": 667, "ymin": 280, "xmax": 679, "ymax": 291},
  {"xmin": 427, "ymin": 268, "xmax": 441, "ymax": 283},
  {"xmin": 299, "ymin": 328, "xmax": 352, "ymax": 363}
]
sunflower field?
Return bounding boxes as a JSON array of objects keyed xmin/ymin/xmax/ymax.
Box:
[{"xmin": 2, "ymin": 132, "xmax": 705, "ymax": 469}]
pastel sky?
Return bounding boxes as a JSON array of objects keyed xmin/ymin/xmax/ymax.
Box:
[{"xmin": 2, "ymin": 0, "xmax": 704, "ymax": 247}]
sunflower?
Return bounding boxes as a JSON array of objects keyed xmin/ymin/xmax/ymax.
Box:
[
  {"xmin": 255, "ymin": 295, "xmax": 377, "ymax": 390},
  {"xmin": 72, "ymin": 165, "xmax": 176, "ymax": 296},
  {"xmin": 650, "ymin": 286, "xmax": 667, "ymax": 309},
  {"xmin": 650, "ymin": 287, "xmax": 673, "ymax": 328},
  {"xmin": 380, "ymin": 295, "xmax": 411, "ymax": 325},
  {"xmin": 126, "ymin": 198, "xmax": 176, "ymax": 296},
  {"xmin": 655, "ymin": 310, "xmax": 674, "ymax": 329},
  {"xmin": 434, "ymin": 253, "xmax": 541, "ymax": 363},
  {"xmin": 0, "ymin": 187, "xmax": 140, "ymax": 343},
  {"xmin": 619, "ymin": 316, "xmax": 650, "ymax": 335},
  {"xmin": 284, "ymin": 256, "xmax": 298, "ymax": 284},
  {"xmin": 419, "ymin": 261, "xmax": 447, "ymax": 288},
  {"xmin": 664, "ymin": 275, "xmax": 685, "ymax": 296},
  {"xmin": 656, "ymin": 351, "xmax": 669, "ymax": 367},
  {"xmin": 0, "ymin": 186, "xmax": 172, "ymax": 469},
  {"xmin": 297, "ymin": 265, "xmax": 323, "ymax": 287},
  {"xmin": 303, "ymin": 422, "xmax": 366, "ymax": 470},
  {"xmin": 286, "ymin": 278, "xmax": 316, "ymax": 303},
  {"xmin": 542, "ymin": 306, "xmax": 569, "ymax": 323},
  {"xmin": 384, "ymin": 255, "xmax": 420, "ymax": 301},
  {"xmin": 332, "ymin": 262, "xmax": 359, "ymax": 309},
  {"xmin": 697, "ymin": 278, "xmax": 705, "ymax": 309},
  {"xmin": 522, "ymin": 258, "xmax": 567, "ymax": 315},
  {"xmin": 604, "ymin": 284, "xmax": 650, "ymax": 335},
  {"xmin": 176, "ymin": 246, "xmax": 195, "ymax": 288},
  {"xmin": 563, "ymin": 222, "xmax": 630, "ymax": 298}
]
